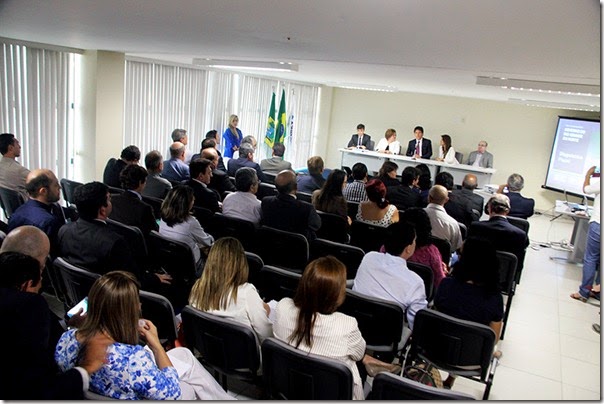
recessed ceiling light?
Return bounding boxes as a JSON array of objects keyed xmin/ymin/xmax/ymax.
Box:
[
  {"xmin": 477, "ymin": 76, "xmax": 599, "ymax": 97},
  {"xmin": 192, "ymin": 58, "xmax": 298, "ymax": 72}
]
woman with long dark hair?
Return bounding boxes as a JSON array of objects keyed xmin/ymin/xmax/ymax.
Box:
[
  {"xmin": 377, "ymin": 161, "xmax": 400, "ymax": 187},
  {"xmin": 436, "ymin": 134, "xmax": 458, "ymax": 164},
  {"xmin": 312, "ymin": 168, "xmax": 351, "ymax": 224},
  {"xmin": 356, "ymin": 179, "xmax": 399, "ymax": 226}
]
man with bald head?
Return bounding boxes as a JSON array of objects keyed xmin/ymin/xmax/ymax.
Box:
[
  {"xmin": 424, "ymin": 185, "xmax": 463, "ymax": 251},
  {"xmin": 8, "ymin": 169, "xmax": 66, "ymax": 255},
  {"xmin": 452, "ymin": 173, "xmax": 484, "ymax": 221},
  {"xmin": 260, "ymin": 170, "xmax": 321, "ymax": 240},
  {"xmin": 201, "ymin": 146, "xmax": 236, "ymax": 198},
  {"xmin": 161, "ymin": 141, "xmax": 190, "ymax": 182}
]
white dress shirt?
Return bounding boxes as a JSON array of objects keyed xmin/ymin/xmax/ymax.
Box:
[
  {"xmin": 472, "ymin": 153, "xmax": 483, "ymax": 167},
  {"xmin": 584, "ymin": 177, "xmax": 600, "ymax": 224},
  {"xmin": 438, "ymin": 147, "xmax": 458, "ymax": 164},
  {"xmin": 352, "ymin": 251, "xmax": 427, "ymax": 330},
  {"xmin": 222, "ymin": 191, "xmax": 262, "ymax": 224},
  {"xmin": 376, "ymin": 138, "xmax": 401, "ymax": 155},
  {"xmin": 424, "ymin": 203, "xmax": 463, "ymax": 250}
]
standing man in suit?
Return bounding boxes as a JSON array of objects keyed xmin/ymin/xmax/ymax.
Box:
[
  {"xmin": 185, "ymin": 158, "xmax": 221, "ymax": 213},
  {"xmin": 260, "ymin": 142, "xmax": 293, "ymax": 174},
  {"xmin": 467, "ymin": 140, "xmax": 494, "ymax": 168},
  {"xmin": 347, "ymin": 123, "xmax": 372, "ymax": 150},
  {"xmin": 108, "ymin": 164, "xmax": 158, "ymax": 237},
  {"xmin": 497, "ymin": 173, "xmax": 534, "ymax": 219},
  {"xmin": 261, "ymin": 170, "xmax": 321, "ymax": 241},
  {"xmin": 405, "ymin": 126, "xmax": 432, "ymax": 159}
]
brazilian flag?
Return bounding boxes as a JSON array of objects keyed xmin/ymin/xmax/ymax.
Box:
[
  {"xmin": 275, "ymin": 89, "xmax": 287, "ymax": 144},
  {"xmin": 264, "ymin": 92, "xmax": 276, "ymax": 147}
]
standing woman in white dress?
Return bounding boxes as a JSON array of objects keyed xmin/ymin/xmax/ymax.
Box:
[
  {"xmin": 376, "ymin": 128, "xmax": 401, "ymax": 155},
  {"xmin": 436, "ymin": 134, "xmax": 458, "ymax": 164}
]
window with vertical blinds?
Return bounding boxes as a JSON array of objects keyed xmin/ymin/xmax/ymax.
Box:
[
  {"xmin": 0, "ymin": 40, "xmax": 78, "ymax": 181},
  {"xmin": 124, "ymin": 58, "xmax": 320, "ymax": 169}
]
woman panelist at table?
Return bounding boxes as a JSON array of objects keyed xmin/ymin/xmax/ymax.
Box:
[{"xmin": 376, "ymin": 128, "xmax": 401, "ymax": 155}]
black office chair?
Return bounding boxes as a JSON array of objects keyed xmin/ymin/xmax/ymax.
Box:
[
  {"xmin": 106, "ymin": 218, "xmax": 149, "ymax": 265},
  {"xmin": 53, "ymin": 257, "xmax": 100, "ymax": 309},
  {"xmin": 506, "ymin": 216, "xmax": 530, "ymax": 234},
  {"xmin": 190, "ymin": 206, "xmax": 215, "ymax": 233},
  {"xmin": 370, "ymin": 372, "xmax": 475, "ymax": 400},
  {"xmin": 339, "ymin": 289, "xmax": 409, "ymax": 355},
  {"xmin": 295, "ymin": 191, "xmax": 313, "ymax": 203},
  {"xmin": 107, "ymin": 185, "xmax": 124, "ymax": 195},
  {"xmin": 454, "ymin": 151, "xmax": 464, "ymax": 164},
  {"xmin": 406, "ymin": 308, "xmax": 499, "ymax": 400},
  {"xmin": 458, "ymin": 222, "xmax": 468, "ymax": 240},
  {"xmin": 147, "ymin": 231, "xmax": 198, "ymax": 311},
  {"xmin": 256, "ymin": 182, "xmax": 278, "ymax": 200},
  {"xmin": 347, "ymin": 201, "xmax": 360, "ymax": 219},
  {"xmin": 316, "ymin": 211, "xmax": 350, "ymax": 244},
  {"xmin": 245, "ymin": 251, "xmax": 264, "ymax": 292},
  {"xmin": 258, "ymin": 265, "xmax": 302, "ymax": 302},
  {"xmin": 251, "ymin": 226, "xmax": 309, "ymax": 272},
  {"xmin": 181, "ymin": 306, "xmax": 261, "ymax": 391},
  {"xmin": 309, "ymin": 238, "xmax": 365, "ymax": 281},
  {"xmin": 141, "ymin": 195, "xmax": 163, "ymax": 220},
  {"xmin": 60, "ymin": 178, "xmax": 83, "ymax": 206},
  {"xmin": 407, "ymin": 261, "xmax": 435, "ymax": 302},
  {"xmin": 427, "ymin": 235, "xmax": 452, "ymax": 265},
  {"xmin": 0, "ymin": 186, "xmax": 25, "ymax": 218},
  {"xmin": 263, "ymin": 172, "xmax": 276, "ymax": 184},
  {"xmin": 209, "ymin": 213, "xmax": 256, "ymax": 250},
  {"xmin": 496, "ymin": 251, "xmax": 518, "ymax": 340},
  {"xmin": 140, "ymin": 290, "xmax": 178, "ymax": 347},
  {"xmin": 366, "ymin": 139, "xmax": 375, "ymax": 151},
  {"xmin": 350, "ymin": 221, "xmax": 389, "ymax": 253},
  {"xmin": 261, "ymin": 337, "xmax": 353, "ymax": 400}
]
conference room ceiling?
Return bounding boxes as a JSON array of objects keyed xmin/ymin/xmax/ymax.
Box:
[{"xmin": 0, "ymin": 0, "xmax": 600, "ymax": 111}]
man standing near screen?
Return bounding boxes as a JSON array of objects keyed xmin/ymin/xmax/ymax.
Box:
[
  {"xmin": 467, "ymin": 140, "xmax": 493, "ymax": 168},
  {"xmin": 405, "ymin": 126, "xmax": 432, "ymax": 159},
  {"xmin": 571, "ymin": 166, "xmax": 600, "ymax": 302}
]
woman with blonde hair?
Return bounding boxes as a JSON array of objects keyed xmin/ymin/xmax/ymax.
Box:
[
  {"xmin": 356, "ymin": 179, "xmax": 399, "ymax": 226},
  {"xmin": 436, "ymin": 134, "xmax": 458, "ymax": 164},
  {"xmin": 376, "ymin": 128, "xmax": 401, "ymax": 155},
  {"xmin": 222, "ymin": 114, "xmax": 243, "ymax": 158},
  {"xmin": 55, "ymin": 271, "xmax": 231, "ymax": 400},
  {"xmin": 159, "ymin": 185, "xmax": 214, "ymax": 276},
  {"xmin": 189, "ymin": 237, "xmax": 272, "ymax": 344},
  {"xmin": 273, "ymin": 257, "xmax": 401, "ymax": 400}
]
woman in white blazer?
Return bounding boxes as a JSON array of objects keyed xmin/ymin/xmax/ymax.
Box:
[
  {"xmin": 436, "ymin": 134, "xmax": 458, "ymax": 164},
  {"xmin": 376, "ymin": 128, "xmax": 401, "ymax": 155}
]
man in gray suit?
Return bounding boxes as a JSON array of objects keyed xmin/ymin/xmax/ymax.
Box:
[
  {"xmin": 466, "ymin": 140, "xmax": 493, "ymax": 168},
  {"xmin": 260, "ymin": 142, "xmax": 293, "ymax": 174}
]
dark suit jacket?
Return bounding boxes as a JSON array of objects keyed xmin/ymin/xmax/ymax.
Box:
[
  {"xmin": 109, "ymin": 190, "xmax": 158, "ymax": 236},
  {"xmin": 405, "ymin": 138, "xmax": 433, "ymax": 159},
  {"xmin": 57, "ymin": 218, "xmax": 139, "ymax": 278},
  {"xmin": 227, "ymin": 157, "xmax": 268, "ymax": 183},
  {"xmin": 452, "ymin": 188, "xmax": 484, "ymax": 221},
  {"xmin": 209, "ymin": 168, "xmax": 236, "ymax": 198},
  {"xmin": 0, "ymin": 288, "xmax": 84, "ymax": 399},
  {"xmin": 185, "ymin": 179, "xmax": 221, "ymax": 213},
  {"xmin": 507, "ymin": 192, "xmax": 535, "ymax": 219},
  {"xmin": 261, "ymin": 193, "xmax": 322, "ymax": 240},
  {"xmin": 347, "ymin": 134, "xmax": 372, "ymax": 149},
  {"xmin": 297, "ymin": 174, "xmax": 326, "ymax": 194},
  {"xmin": 378, "ymin": 176, "xmax": 402, "ymax": 188},
  {"xmin": 102, "ymin": 158, "xmax": 127, "ymax": 188},
  {"xmin": 386, "ymin": 185, "xmax": 422, "ymax": 210},
  {"xmin": 468, "ymin": 215, "xmax": 529, "ymax": 271}
]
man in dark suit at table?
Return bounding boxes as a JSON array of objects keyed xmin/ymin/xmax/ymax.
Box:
[
  {"xmin": 347, "ymin": 123, "xmax": 373, "ymax": 150},
  {"xmin": 261, "ymin": 170, "xmax": 321, "ymax": 241},
  {"xmin": 497, "ymin": 173, "xmax": 535, "ymax": 219},
  {"xmin": 405, "ymin": 125, "xmax": 432, "ymax": 159}
]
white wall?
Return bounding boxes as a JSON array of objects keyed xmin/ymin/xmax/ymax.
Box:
[{"xmin": 318, "ymin": 88, "xmax": 598, "ymax": 211}]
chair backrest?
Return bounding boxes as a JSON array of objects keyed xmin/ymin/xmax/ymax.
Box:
[
  {"xmin": 60, "ymin": 178, "xmax": 83, "ymax": 206},
  {"xmin": 139, "ymin": 289, "xmax": 178, "ymax": 345},
  {"xmin": 106, "ymin": 219, "xmax": 149, "ymax": 263},
  {"xmin": 371, "ymin": 372, "xmax": 475, "ymax": 400},
  {"xmin": 505, "ymin": 216, "xmax": 530, "ymax": 234},
  {"xmin": 261, "ymin": 337, "xmax": 353, "ymax": 400},
  {"xmin": 347, "ymin": 201, "xmax": 360, "ymax": 219},
  {"xmin": 496, "ymin": 251, "xmax": 517, "ymax": 296},
  {"xmin": 316, "ymin": 211, "xmax": 350, "ymax": 244},
  {"xmin": 339, "ymin": 289, "xmax": 406, "ymax": 353},
  {"xmin": 350, "ymin": 221, "xmax": 389, "ymax": 253},
  {"xmin": 263, "ymin": 172, "xmax": 276, "ymax": 185},
  {"xmin": 191, "ymin": 206, "xmax": 215, "ymax": 233},
  {"xmin": 410, "ymin": 309, "xmax": 496, "ymax": 381},
  {"xmin": 147, "ymin": 231, "xmax": 197, "ymax": 285},
  {"xmin": 427, "ymin": 235, "xmax": 452, "ymax": 265},
  {"xmin": 309, "ymin": 238, "xmax": 365, "ymax": 280},
  {"xmin": 252, "ymin": 226, "xmax": 309, "ymax": 272},
  {"xmin": 407, "ymin": 261, "xmax": 434, "ymax": 301},
  {"xmin": 245, "ymin": 251, "xmax": 264, "ymax": 289},
  {"xmin": 181, "ymin": 306, "xmax": 261, "ymax": 381},
  {"xmin": 107, "ymin": 185, "xmax": 124, "ymax": 195},
  {"xmin": 210, "ymin": 213, "xmax": 256, "ymax": 250},
  {"xmin": 53, "ymin": 257, "xmax": 100, "ymax": 308},
  {"xmin": 258, "ymin": 265, "xmax": 302, "ymax": 302},
  {"xmin": 256, "ymin": 182, "xmax": 278, "ymax": 200},
  {"xmin": 141, "ymin": 195, "xmax": 163, "ymax": 220},
  {"xmin": 295, "ymin": 192, "xmax": 313, "ymax": 203},
  {"xmin": 458, "ymin": 222, "xmax": 468, "ymax": 240},
  {"xmin": 367, "ymin": 139, "xmax": 375, "ymax": 151},
  {"xmin": 455, "ymin": 151, "xmax": 464, "ymax": 164},
  {"xmin": 0, "ymin": 186, "xmax": 25, "ymax": 218}
]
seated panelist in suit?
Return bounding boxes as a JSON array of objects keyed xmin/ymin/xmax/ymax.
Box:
[
  {"xmin": 185, "ymin": 158, "xmax": 221, "ymax": 213},
  {"xmin": 405, "ymin": 125, "xmax": 432, "ymax": 159},
  {"xmin": 347, "ymin": 123, "xmax": 373, "ymax": 150},
  {"xmin": 467, "ymin": 140, "xmax": 494, "ymax": 168},
  {"xmin": 108, "ymin": 164, "xmax": 158, "ymax": 237},
  {"xmin": 260, "ymin": 170, "xmax": 321, "ymax": 241}
]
